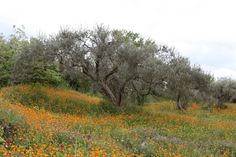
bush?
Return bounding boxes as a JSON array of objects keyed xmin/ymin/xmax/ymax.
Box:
[{"xmin": 11, "ymin": 37, "xmax": 63, "ymax": 86}]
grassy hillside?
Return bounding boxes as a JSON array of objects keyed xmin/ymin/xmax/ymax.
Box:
[
  {"xmin": 1, "ymin": 85, "xmax": 102, "ymax": 115},
  {"xmin": 0, "ymin": 85, "xmax": 236, "ymax": 156}
]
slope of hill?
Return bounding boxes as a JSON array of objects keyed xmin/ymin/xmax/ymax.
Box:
[
  {"xmin": 1, "ymin": 85, "xmax": 101, "ymax": 115},
  {"xmin": 0, "ymin": 85, "xmax": 236, "ymax": 156}
]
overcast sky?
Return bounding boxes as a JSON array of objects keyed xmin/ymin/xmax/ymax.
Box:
[{"xmin": 1, "ymin": 0, "xmax": 236, "ymax": 79}]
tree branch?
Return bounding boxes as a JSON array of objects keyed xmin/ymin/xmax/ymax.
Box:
[{"xmin": 104, "ymin": 66, "xmax": 118, "ymax": 81}]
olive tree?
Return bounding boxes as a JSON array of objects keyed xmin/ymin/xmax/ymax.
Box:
[
  {"xmin": 166, "ymin": 54, "xmax": 212, "ymax": 110},
  {"xmin": 211, "ymin": 78, "xmax": 236, "ymax": 109},
  {"xmin": 51, "ymin": 25, "xmax": 157, "ymax": 106}
]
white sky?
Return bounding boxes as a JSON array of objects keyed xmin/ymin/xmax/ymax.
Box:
[{"xmin": 1, "ymin": 0, "xmax": 236, "ymax": 79}]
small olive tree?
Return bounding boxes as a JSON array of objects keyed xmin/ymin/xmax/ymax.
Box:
[
  {"xmin": 166, "ymin": 53, "xmax": 212, "ymax": 110},
  {"xmin": 211, "ymin": 78, "xmax": 236, "ymax": 109}
]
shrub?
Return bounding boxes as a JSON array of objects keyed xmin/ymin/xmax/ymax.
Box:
[{"xmin": 11, "ymin": 38, "xmax": 63, "ymax": 86}]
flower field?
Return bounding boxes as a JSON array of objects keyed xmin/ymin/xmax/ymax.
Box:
[{"xmin": 0, "ymin": 85, "xmax": 236, "ymax": 156}]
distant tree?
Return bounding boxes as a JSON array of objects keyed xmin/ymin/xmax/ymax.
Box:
[
  {"xmin": 51, "ymin": 25, "xmax": 157, "ymax": 106},
  {"xmin": 11, "ymin": 37, "xmax": 63, "ymax": 85},
  {"xmin": 9, "ymin": 25, "xmax": 28, "ymax": 51},
  {"xmin": 211, "ymin": 78, "xmax": 236, "ymax": 109}
]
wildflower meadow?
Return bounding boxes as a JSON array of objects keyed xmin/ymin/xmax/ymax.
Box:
[{"xmin": 0, "ymin": 85, "xmax": 235, "ymax": 156}]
